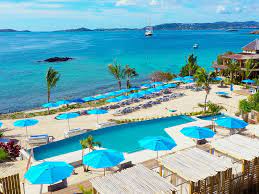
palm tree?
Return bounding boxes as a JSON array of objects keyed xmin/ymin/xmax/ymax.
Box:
[
  {"xmin": 108, "ymin": 61, "xmax": 124, "ymax": 89},
  {"xmin": 194, "ymin": 68, "xmax": 215, "ymax": 112},
  {"xmin": 226, "ymin": 60, "xmax": 240, "ymax": 83},
  {"xmin": 46, "ymin": 67, "xmax": 60, "ymax": 103},
  {"xmin": 187, "ymin": 54, "xmax": 198, "ymax": 76},
  {"xmin": 207, "ymin": 102, "xmax": 226, "ymax": 131},
  {"xmin": 124, "ymin": 65, "xmax": 138, "ymax": 88},
  {"xmin": 80, "ymin": 135, "xmax": 101, "ymax": 172},
  {"xmin": 244, "ymin": 59, "xmax": 258, "ymax": 79}
]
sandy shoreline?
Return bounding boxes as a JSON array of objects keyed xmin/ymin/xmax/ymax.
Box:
[{"xmin": 2, "ymin": 84, "xmax": 246, "ymax": 141}]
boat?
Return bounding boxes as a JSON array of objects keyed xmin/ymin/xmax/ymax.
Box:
[
  {"xmin": 145, "ymin": 26, "xmax": 153, "ymax": 37},
  {"xmin": 193, "ymin": 43, "xmax": 199, "ymax": 49},
  {"xmin": 226, "ymin": 29, "xmax": 238, "ymax": 32}
]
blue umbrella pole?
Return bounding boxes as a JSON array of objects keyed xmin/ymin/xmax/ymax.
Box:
[{"xmin": 26, "ymin": 126, "xmax": 28, "ymax": 138}]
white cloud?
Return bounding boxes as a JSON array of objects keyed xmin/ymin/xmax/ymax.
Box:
[
  {"xmin": 216, "ymin": 5, "xmax": 230, "ymax": 14},
  {"xmin": 115, "ymin": 0, "xmax": 136, "ymax": 6},
  {"xmin": 149, "ymin": 0, "xmax": 159, "ymax": 6}
]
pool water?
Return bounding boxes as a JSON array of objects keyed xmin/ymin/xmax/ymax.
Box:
[
  {"xmin": 197, "ymin": 113, "xmax": 231, "ymax": 121},
  {"xmin": 33, "ymin": 115, "xmax": 194, "ymax": 160}
]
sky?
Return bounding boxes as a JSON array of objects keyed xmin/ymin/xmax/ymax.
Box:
[{"xmin": 0, "ymin": 0, "xmax": 258, "ymax": 31}]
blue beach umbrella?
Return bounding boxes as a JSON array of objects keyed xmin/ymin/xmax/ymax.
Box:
[
  {"xmin": 139, "ymin": 136, "xmax": 177, "ymax": 158},
  {"xmin": 0, "ymin": 121, "xmax": 3, "ymax": 128},
  {"xmin": 116, "ymin": 95, "xmax": 129, "ymax": 101},
  {"xmin": 212, "ymin": 77, "xmax": 223, "ymax": 81},
  {"xmin": 14, "ymin": 119, "xmax": 39, "ymax": 137},
  {"xmin": 152, "ymin": 82, "xmax": 164, "ymax": 86},
  {"xmin": 83, "ymin": 96, "xmax": 97, "ymax": 102},
  {"xmin": 42, "ymin": 103, "xmax": 59, "ymax": 109},
  {"xmin": 24, "ymin": 161, "xmax": 74, "ymax": 185},
  {"xmin": 56, "ymin": 100, "xmax": 71, "ymax": 106},
  {"xmin": 128, "ymin": 93, "xmax": 144, "ymax": 99},
  {"xmin": 94, "ymin": 95, "xmax": 107, "ymax": 100},
  {"xmin": 215, "ymin": 117, "xmax": 248, "ymax": 129},
  {"xmin": 147, "ymin": 88, "xmax": 161, "ymax": 93},
  {"xmin": 183, "ymin": 76, "xmax": 193, "ymax": 79},
  {"xmin": 165, "ymin": 83, "xmax": 177, "ymax": 88},
  {"xmin": 106, "ymin": 98, "xmax": 121, "ymax": 103},
  {"xmin": 181, "ymin": 126, "xmax": 215, "ymax": 139},
  {"xmin": 156, "ymin": 85, "xmax": 168, "ymax": 90},
  {"xmin": 70, "ymin": 98, "xmax": 86, "ymax": 104},
  {"xmin": 83, "ymin": 149, "xmax": 124, "ymax": 175},
  {"xmin": 129, "ymin": 87, "xmax": 139, "ymax": 91},
  {"xmin": 105, "ymin": 91, "xmax": 119, "ymax": 97},
  {"xmin": 173, "ymin": 77, "xmax": 183, "ymax": 82},
  {"xmin": 56, "ymin": 112, "xmax": 80, "ymax": 130},
  {"xmin": 138, "ymin": 90, "xmax": 153, "ymax": 95},
  {"xmin": 87, "ymin": 109, "xmax": 108, "ymax": 123},
  {"xmin": 242, "ymin": 79, "xmax": 255, "ymax": 84},
  {"xmin": 183, "ymin": 79, "xmax": 194, "ymax": 84}
]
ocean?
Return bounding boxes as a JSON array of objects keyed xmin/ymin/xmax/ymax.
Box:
[{"xmin": 0, "ymin": 29, "xmax": 257, "ymax": 113}]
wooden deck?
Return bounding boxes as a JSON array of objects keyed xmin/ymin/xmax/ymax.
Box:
[{"xmin": 44, "ymin": 159, "xmax": 158, "ymax": 194}]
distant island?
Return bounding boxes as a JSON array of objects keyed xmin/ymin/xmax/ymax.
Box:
[
  {"xmin": 54, "ymin": 27, "xmax": 92, "ymax": 32},
  {"xmin": 0, "ymin": 29, "xmax": 30, "ymax": 32},
  {"xmin": 1, "ymin": 21, "xmax": 259, "ymax": 32}
]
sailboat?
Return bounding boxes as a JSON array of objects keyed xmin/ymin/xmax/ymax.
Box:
[
  {"xmin": 145, "ymin": 18, "xmax": 153, "ymax": 37},
  {"xmin": 193, "ymin": 43, "xmax": 199, "ymax": 49},
  {"xmin": 145, "ymin": 26, "xmax": 153, "ymax": 36}
]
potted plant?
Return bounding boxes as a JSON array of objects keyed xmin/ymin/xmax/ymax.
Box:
[{"xmin": 239, "ymin": 99, "xmax": 251, "ymax": 122}]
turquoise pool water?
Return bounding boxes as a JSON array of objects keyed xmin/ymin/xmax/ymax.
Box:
[
  {"xmin": 198, "ymin": 113, "xmax": 231, "ymax": 121},
  {"xmin": 33, "ymin": 115, "xmax": 194, "ymax": 160}
]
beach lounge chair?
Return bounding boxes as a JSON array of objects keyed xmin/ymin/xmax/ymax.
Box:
[
  {"xmin": 118, "ymin": 161, "xmax": 134, "ymax": 171},
  {"xmin": 26, "ymin": 134, "xmax": 52, "ymax": 145},
  {"xmin": 96, "ymin": 121, "xmax": 117, "ymax": 128},
  {"xmin": 64, "ymin": 128, "xmax": 90, "ymax": 138}
]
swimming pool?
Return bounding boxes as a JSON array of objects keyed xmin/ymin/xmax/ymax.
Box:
[
  {"xmin": 32, "ymin": 115, "xmax": 195, "ymax": 160},
  {"xmin": 198, "ymin": 113, "xmax": 231, "ymax": 121}
]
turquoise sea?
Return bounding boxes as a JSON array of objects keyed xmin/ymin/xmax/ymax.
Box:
[{"xmin": 0, "ymin": 29, "xmax": 258, "ymax": 113}]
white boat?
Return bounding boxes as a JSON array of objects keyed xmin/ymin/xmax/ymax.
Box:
[
  {"xmin": 145, "ymin": 26, "xmax": 153, "ymax": 36},
  {"xmin": 193, "ymin": 43, "xmax": 199, "ymax": 49}
]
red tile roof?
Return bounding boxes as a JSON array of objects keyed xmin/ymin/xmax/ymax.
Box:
[
  {"xmin": 242, "ymin": 39, "xmax": 259, "ymax": 51},
  {"xmin": 222, "ymin": 53, "xmax": 259, "ymax": 60}
]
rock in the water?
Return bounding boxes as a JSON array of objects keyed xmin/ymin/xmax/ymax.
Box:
[
  {"xmin": 41, "ymin": 57, "xmax": 74, "ymax": 63},
  {"xmin": 250, "ymin": 30, "xmax": 259, "ymax": 34}
]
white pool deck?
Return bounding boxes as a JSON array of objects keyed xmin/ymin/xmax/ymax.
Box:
[{"xmin": 24, "ymin": 117, "xmax": 214, "ymax": 194}]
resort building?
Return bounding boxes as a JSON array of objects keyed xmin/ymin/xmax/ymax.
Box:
[{"xmin": 213, "ymin": 39, "xmax": 259, "ymax": 77}]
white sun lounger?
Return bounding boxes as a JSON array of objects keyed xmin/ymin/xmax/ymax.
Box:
[
  {"xmin": 64, "ymin": 128, "xmax": 90, "ymax": 138},
  {"xmin": 96, "ymin": 121, "xmax": 117, "ymax": 129},
  {"xmin": 26, "ymin": 134, "xmax": 51, "ymax": 145}
]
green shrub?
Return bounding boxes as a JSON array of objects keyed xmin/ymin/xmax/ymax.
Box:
[
  {"xmin": 239, "ymin": 99, "xmax": 252, "ymax": 113},
  {"xmin": 0, "ymin": 148, "xmax": 8, "ymax": 161}
]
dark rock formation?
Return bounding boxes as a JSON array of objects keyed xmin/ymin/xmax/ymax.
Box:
[
  {"xmin": 40, "ymin": 57, "xmax": 74, "ymax": 63},
  {"xmin": 250, "ymin": 30, "xmax": 259, "ymax": 34}
]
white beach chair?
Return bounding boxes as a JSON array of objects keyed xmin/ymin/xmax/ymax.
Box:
[
  {"xmin": 96, "ymin": 121, "xmax": 117, "ymax": 129},
  {"xmin": 27, "ymin": 134, "xmax": 50, "ymax": 145},
  {"xmin": 64, "ymin": 128, "xmax": 90, "ymax": 138}
]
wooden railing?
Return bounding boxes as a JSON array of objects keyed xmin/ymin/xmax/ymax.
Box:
[{"xmin": 0, "ymin": 174, "xmax": 21, "ymax": 194}]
